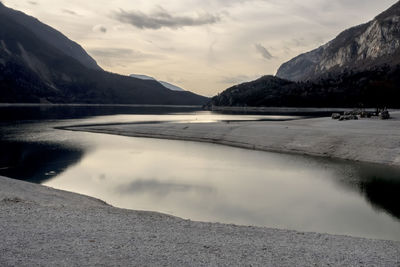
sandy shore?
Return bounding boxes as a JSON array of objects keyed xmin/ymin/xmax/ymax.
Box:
[
  {"xmin": 1, "ymin": 175, "xmax": 399, "ymax": 266},
  {"xmin": 66, "ymin": 111, "xmax": 400, "ymax": 167}
]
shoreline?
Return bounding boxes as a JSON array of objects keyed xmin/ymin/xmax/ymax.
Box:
[
  {"xmin": 2, "ymin": 111, "xmax": 400, "ymax": 265},
  {"xmin": 1, "ymin": 175, "xmax": 399, "ymax": 265},
  {"xmin": 206, "ymin": 106, "xmax": 400, "ymax": 114},
  {"xmin": 0, "ymin": 103, "xmax": 203, "ymax": 108},
  {"xmin": 206, "ymin": 106, "xmax": 377, "ymax": 113},
  {"xmin": 64, "ymin": 111, "xmax": 400, "ymax": 168}
]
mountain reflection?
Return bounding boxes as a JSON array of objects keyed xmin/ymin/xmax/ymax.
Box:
[
  {"xmin": 360, "ymin": 178, "xmax": 400, "ymax": 219},
  {"xmin": 0, "ymin": 105, "xmax": 201, "ymax": 122},
  {"xmin": 334, "ymin": 163, "xmax": 400, "ymax": 221},
  {"xmin": 0, "ymin": 140, "xmax": 84, "ymax": 183}
]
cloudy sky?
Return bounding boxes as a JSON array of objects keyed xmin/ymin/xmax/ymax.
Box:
[{"xmin": 3, "ymin": 0, "xmax": 397, "ymax": 96}]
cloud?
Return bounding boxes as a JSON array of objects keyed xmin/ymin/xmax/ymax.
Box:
[
  {"xmin": 255, "ymin": 43, "xmax": 273, "ymax": 60},
  {"xmin": 93, "ymin": 24, "xmax": 107, "ymax": 33},
  {"xmin": 113, "ymin": 7, "xmax": 221, "ymax": 30},
  {"xmin": 88, "ymin": 48, "xmax": 162, "ymax": 67},
  {"xmin": 27, "ymin": 1, "xmax": 38, "ymax": 5},
  {"xmin": 62, "ymin": 9, "xmax": 77, "ymax": 15},
  {"xmin": 89, "ymin": 48, "xmax": 142, "ymax": 58}
]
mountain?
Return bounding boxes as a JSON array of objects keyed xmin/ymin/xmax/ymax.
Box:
[
  {"xmin": 276, "ymin": 1, "xmax": 400, "ymax": 81},
  {"xmin": 158, "ymin": 81, "xmax": 185, "ymax": 92},
  {"xmin": 129, "ymin": 74, "xmax": 155, "ymax": 81},
  {"xmin": 129, "ymin": 74, "xmax": 185, "ymax": 91},
  {"xmin": 208, "ymin": 76, "xmax": 297, "ymax": 107},
  {"xmin": 0, "ymin": 3, "xmax": 101, "ymax": 71},
  {"xmin": 208, "ymin": 65, "xmax": 400, "ymax": 108},
  {"xmin": 0, "ymin": 3, "xmax": 208, "ymax": 105},
  {"xmin": 208, "ymin": 2, "xmax": 400, "ymax": 108}
]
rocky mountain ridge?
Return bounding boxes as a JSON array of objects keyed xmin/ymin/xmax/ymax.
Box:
[
  {"xmin": 276, "ymin": 1, "xmax": 400, "ymax": 81},
  {"xmin": 207, "ymin": 1, "xmax": 400, "ymax": 108}
]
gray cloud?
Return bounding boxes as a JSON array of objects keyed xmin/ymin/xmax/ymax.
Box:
[
  {"xmin": 88, "ymin": 48, "xmax": 162, "ymax": 67},
  {"xmin": 255, "ymin": 43, "xmax": 273, "ymax": 60},
  {"xmin": 62, "ymin": 9, "xmax": 77, "ymax": 15},
  {"xmin": 88, "ymin": 48, "xmax": 148, "ymax": 60},
  {"xmin": 113, "ymin": 7, "xmax": 221, "ymax": 30},
  {"xmin": 27, "ymin": 1, "xmax": 38, "ymax": 5},
  {"xmin": 93, "ymin": 24, "xmax": 107, "ymax": 33}
]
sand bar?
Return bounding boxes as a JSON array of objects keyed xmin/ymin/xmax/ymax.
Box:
[{"xmin": 66, "ymin": 111, "xmax": 400, "ymax": 167}]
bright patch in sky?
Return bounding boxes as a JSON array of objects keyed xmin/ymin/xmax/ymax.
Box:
[{"xmin": 3, "ymin": 0, "xmax": 397, "ymax": 96}]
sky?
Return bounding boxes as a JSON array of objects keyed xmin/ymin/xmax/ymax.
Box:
[{"xmin": 3, "ymin": 0, "xmax": 398, "ymax": 96}]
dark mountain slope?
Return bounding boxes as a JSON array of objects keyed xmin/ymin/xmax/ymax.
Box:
[
  {"xmin": 0, "ymin": 3, "xmax": 208, "ymax": 105},
  {"xmin": 0, "ymin": 2, "xmax": 101, "ymax": 71},
  {"xmin": 276, "ymin": 1, "xmax": 400, "ymax": 81},
  {"xmin": 208, "ymin": 65, "xmax": 400, "ymax": 108}
]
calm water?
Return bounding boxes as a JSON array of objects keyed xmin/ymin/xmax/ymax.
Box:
[{"xmin": 1, "ymin": 105, "xmax": 399, "ymax": 241}]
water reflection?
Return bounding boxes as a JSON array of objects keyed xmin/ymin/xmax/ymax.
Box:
[
  {"xmin": 39, "ymin": 134, "xmax": 400, "ymax": 241},
  {"xmin": 0, "ymin": 140, "xmax": 84, "ymax": 183},
  {"xmin": 362, "ymin": 178, "xmax": 400, "ymax": 218},
  {"xmin": 0, "ymin": 104, "xmax": 335, "ymax": 122},
  {"xmin": 333, "ymin": 164, "xmax": 400, "ymax": 220},
  {"xmin": 0, "ymin": 106, "xmax": 399, "ymax": 241},
  {"xmin": 0, "ymin": 105, "xmax": 201, "ymax": 122},
  {"xmin": 119, "ymin": 179, "xmax": 215, "ymax": 197}
]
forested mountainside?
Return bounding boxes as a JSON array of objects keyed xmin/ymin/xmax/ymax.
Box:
[{"xmin": 208, "ymin": 65, "xmax": 400, "ymax": 108}]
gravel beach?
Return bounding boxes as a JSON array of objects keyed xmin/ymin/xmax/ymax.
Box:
[{"xmin": 1, "ymin": 176, "xmax": 400, "ymax": 266}]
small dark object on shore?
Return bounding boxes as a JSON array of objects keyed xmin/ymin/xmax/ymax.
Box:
[
  {"xmin": 339, "ymin": 115, "xmax": 358, "ymax": 121},
  {"xmin": 380, "ymin": 110, "xmax": 390, "ymax": 120},
  {"xmin": 359, "ymin": 111, "xmax": 372, "ymax": 118},
  {"xmin": 332, "ymin": 108, "xmax": 390, "ymax": 121}
]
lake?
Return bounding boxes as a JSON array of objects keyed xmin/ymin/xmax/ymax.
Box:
[{"xmin": 1, "ymin": 105, "xmax": 399, "ymax": 241}]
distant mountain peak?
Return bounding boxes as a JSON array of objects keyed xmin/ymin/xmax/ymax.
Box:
[
  {"xmin": 129, "ymin": 74, "xmax": 185, "ymax": 91},
  {"xmin": 129, "ymin": 74, "xmax": 155, "ymax": 81},
  {"xmin": 276, "ymin": 2, "xmax": 400, "ymax": 81}
]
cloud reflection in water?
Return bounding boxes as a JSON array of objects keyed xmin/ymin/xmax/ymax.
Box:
[{"xmin": 118, "ymin": 178, "xmax": 216, "ymax": 197}]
